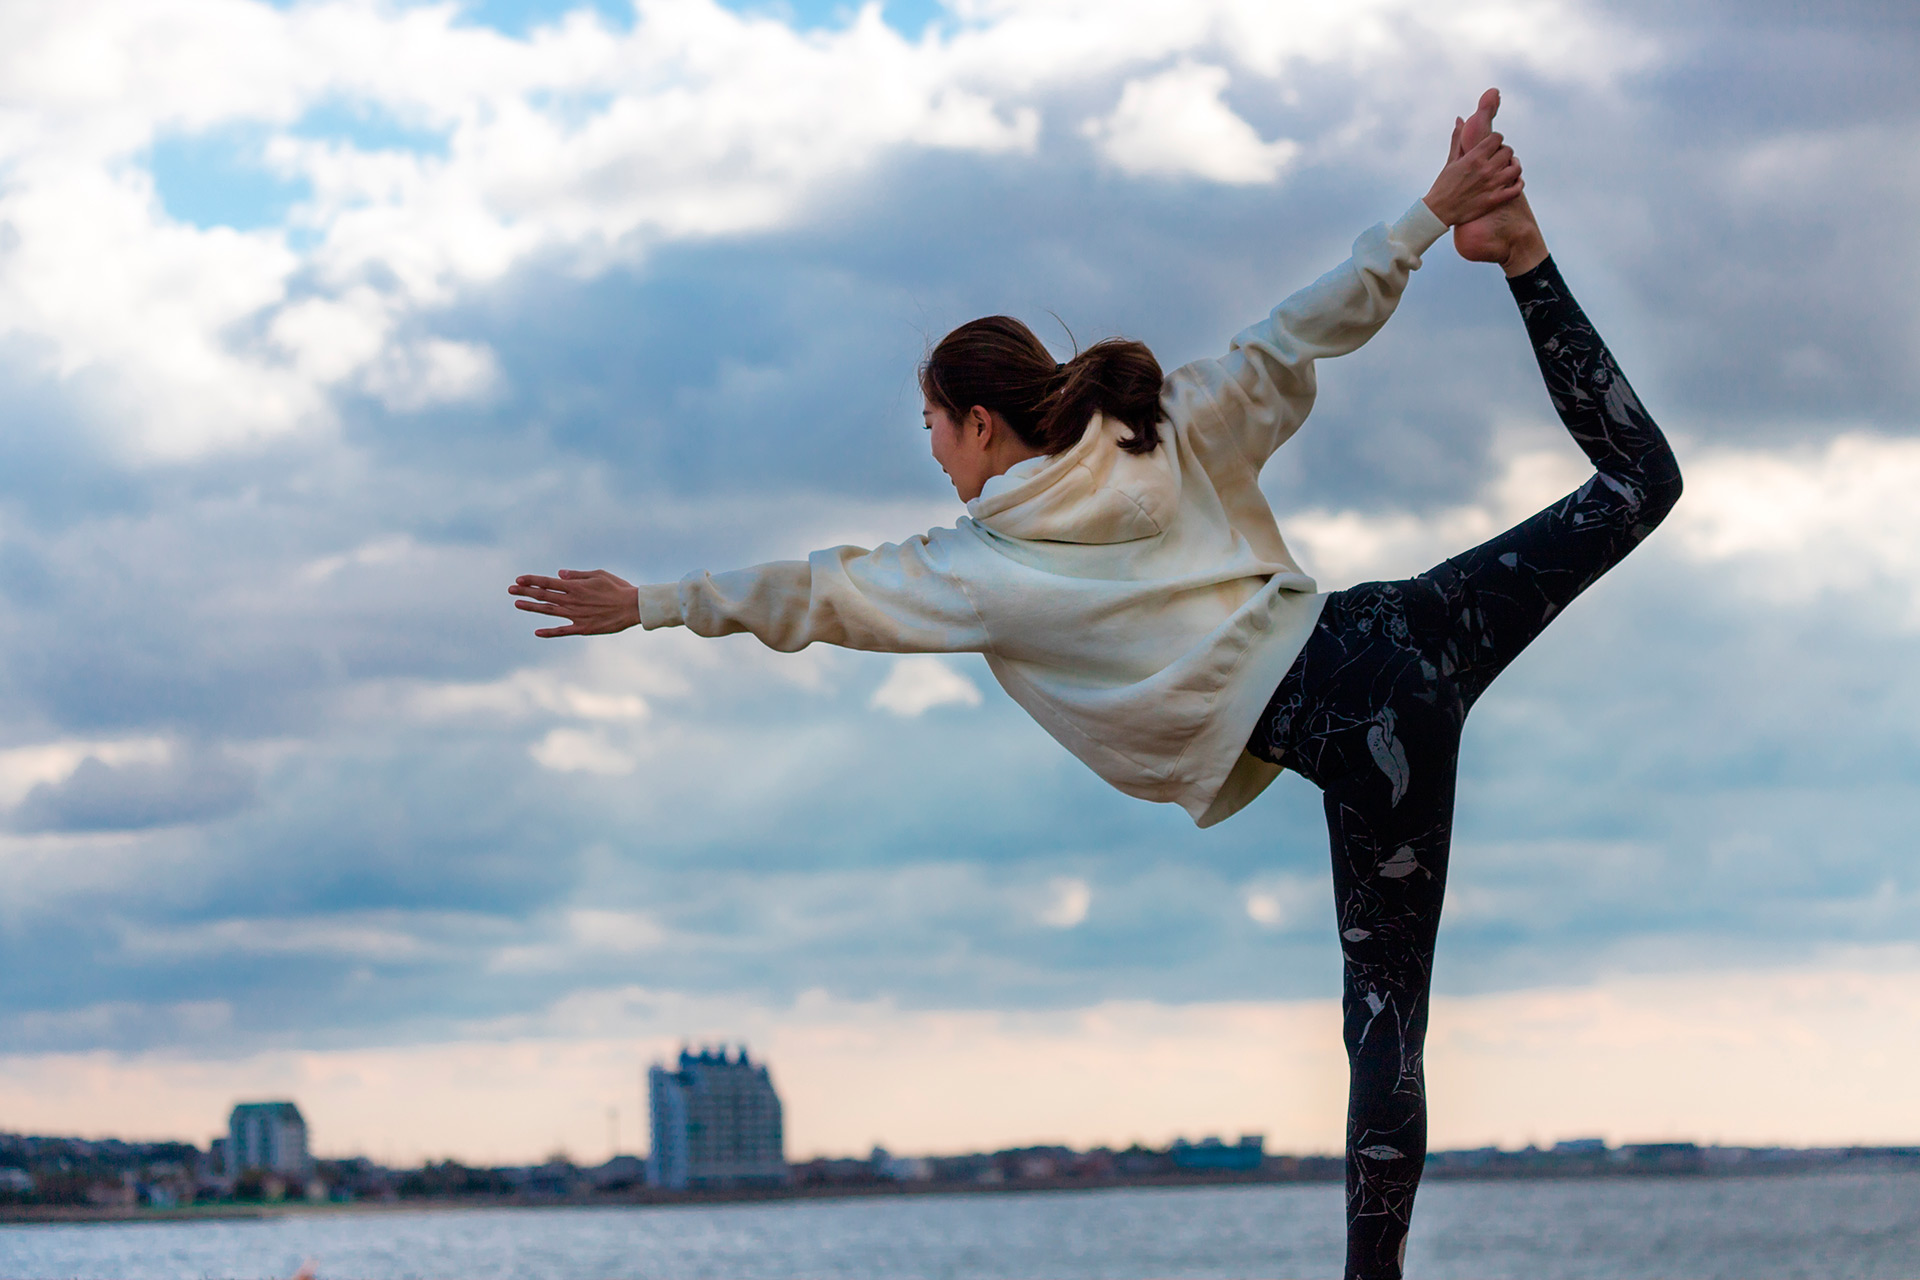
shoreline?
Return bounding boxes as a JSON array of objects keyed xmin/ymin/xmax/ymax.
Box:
[{"xmin": 9, "ymin": 1159, "xmax": 1918, "ymax": 1227}]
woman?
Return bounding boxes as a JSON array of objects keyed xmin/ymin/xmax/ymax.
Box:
[{"xmin": 510, "ymin": 96, "xmax": 1680, "ymax": 1279}]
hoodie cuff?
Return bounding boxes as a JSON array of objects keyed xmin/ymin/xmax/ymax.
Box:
[
  {"xmin": 1393, "ymin": 200, "xmax": 1449, "ymax": 259},
  {"xmin": 635, "ymin": 583, "xmax": 685, "ymax": 630}
]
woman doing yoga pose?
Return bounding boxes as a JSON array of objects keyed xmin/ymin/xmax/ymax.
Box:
[{"xmin": 509, "ymin": 92, "xmax": 1681, "ymax": 1280}]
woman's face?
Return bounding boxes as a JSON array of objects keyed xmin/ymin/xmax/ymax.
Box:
[{"xmin": 924, "ymin": 397, "xmax": 991, "ymax": 502}]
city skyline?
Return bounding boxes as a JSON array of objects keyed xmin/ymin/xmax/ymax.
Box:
[
  {"xmin": 15, "ymin": 1103, "xmax": 1915, "ymax": 1189},
  {"xmin": 8, "ymin": 965, "xmax": 1920, "ymax": 1168}
]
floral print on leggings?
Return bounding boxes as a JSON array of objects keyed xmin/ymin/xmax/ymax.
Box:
[{"xmin": 1247, "ymin": 256, "xmax": 1683, "ymax": 1280}]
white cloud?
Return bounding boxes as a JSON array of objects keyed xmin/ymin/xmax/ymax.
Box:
[
  {"xmin": 364, "ymin": 336, "xmax": 499, "ymax": 410},
  {"xmin": 413, "ymin": 668, "xmax": 650, "ymax": 722},
  {"xmin": 6, "ymin": 999, "xmax": 234, "ymax": 1048},
  {"xmin": 297, "ymin": 533, "xmax": 419, "ymax": 584},
  {"xmin": 0, "ymin": 0, "xmax": 1644, "ymax": 459},
  {"xmin": 120, "ymin": 913, "xmax": 440, "ymax": 961},
  {"xmin": 1039, "ymin": 874, "xmax": 1092, "ymax": 927},
  {"xmin": 1284, "ymin": 442, "xmax": 1589, "ymax": 586},
  {"xmin": 869, "ymin": 655, "xmax": 982, "ymax": 716},
  {"xmin": 1083, "ymin": 62, "xmax": 1298, "ymax": 184},
  {"xmin": 1287, "ymin": 432, "xmax": 1920, "ymax": 623},
  {"xmin": 1666, "ymin": 433, "xmax": 1920, "ymax": 624},
  {"xmin": 487, "ymin": 908, "xmax": 667, "ymax": 973},
  {"xmin": 1243, "ymin": 873, "xmax": 1321, "ymax": 931},
  {"xmin": 529, "ymin": 726, "xmax": 637, "ymax": 774},
  {"xmin": 0, "ymin": 738, "xmax": 171, "ymax": 808},
  {"xmin": 565, "ymin": 908, "xmax": 666, "ymax": 954}
]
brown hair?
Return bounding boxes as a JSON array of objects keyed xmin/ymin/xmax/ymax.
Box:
[{"xmin": 920, "ymin": 316, "xmax": 1164, "ymax": 455}]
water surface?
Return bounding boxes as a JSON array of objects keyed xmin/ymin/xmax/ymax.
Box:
[{"xmin": 4, "ymin": 1170, "xmax": 1917, "ymax": 1279}]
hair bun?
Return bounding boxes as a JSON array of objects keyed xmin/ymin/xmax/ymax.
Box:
[{"xmin": 922, "ymin": 316, "xmax": 1164, "ymax": 456}]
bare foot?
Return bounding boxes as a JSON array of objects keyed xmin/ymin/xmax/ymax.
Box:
[
  {"xmin": 1456, "ymin": 191, "xmax": 1545, "ymax": 275},
  {"xmin": 1451, "ymin": 89, "xmax": 1548, "ymax": 276}
]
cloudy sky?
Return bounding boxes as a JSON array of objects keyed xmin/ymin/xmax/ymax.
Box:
[{"xmin": 2, "ymin": 0, "xmax": 1919, "ymax": 1166}]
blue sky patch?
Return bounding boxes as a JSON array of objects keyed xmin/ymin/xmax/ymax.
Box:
[
  {"xmin": 294, "ymin": 100, "xmax": 451, "ymax": 156},
  {"xmin": 723, "ymin": 0, "xmax": 947, "ymax": 34},
  {"xmin": 265, "ymin": 0, "xmax": 951, "ymax": 38},
  {"xmin": 146, "ymin": 127, "xmax": 311, "ymax": 232},
  {"xmin": 453, "ymin": 0, "xmax": 635, "ymax": 33},
  {"xmin": 438, "ymin": 0, "xmax": 949, "ymax": 38}
]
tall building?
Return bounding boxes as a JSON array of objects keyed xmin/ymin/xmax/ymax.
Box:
[
  {"xmin": 647, "ymin": 1046, "xmax": 787, "ymax": 1189},
  {"xmin": 226, "ymin": 1101, "xmax": 311, "ymax": 1180}
]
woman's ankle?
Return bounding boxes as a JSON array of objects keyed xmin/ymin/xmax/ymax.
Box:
[{"xmin": 1502, "ymin": 228, "xmax": 1549, "ymax": 277}]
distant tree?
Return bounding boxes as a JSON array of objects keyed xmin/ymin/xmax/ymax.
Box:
[
  {"xmin": 29, "ymin": 1171, "xmax": 91, "ymax": 1206},
  {"xmin": 398, "ymin": 1160, "xmax": 512, "ymax": 1199}
]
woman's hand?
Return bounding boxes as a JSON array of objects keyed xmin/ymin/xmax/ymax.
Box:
[
  {"xmin": 509, "ymin": 568, "xmax": 641, "ymax": 637},
  {"xmin": 1422, "ymin": 121, "xmax": 1524, "ymax": 228}
]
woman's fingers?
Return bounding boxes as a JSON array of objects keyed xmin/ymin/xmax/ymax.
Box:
[
  {"xmin": 1478, "ymin": 149, "xmax": 1520, "ymax": 193},
  {"xmin": 1463, "ymin": 130, "xmax": 1503, "ymax": 159},
  {"xmin": 509, "ymin": 574, "xmax": 592, "ymax": 603},
  {"xmin": 1454, "ymin": 132, "xmax": 1517, "ymax": 191},
  {"xmin": 513, "ymin": 570, "xmax": 611, "ymax": 591},
  {"xmin": 509, "ymin": 568, "xmax": 639, "ymax": 638},
  {"xmin": 1471, "ymin": 143, "xmax": 1513, "ymax": 175}
]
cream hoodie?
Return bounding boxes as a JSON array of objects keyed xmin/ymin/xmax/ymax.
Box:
[{"xmin": 634, "ymin": 200, "xmax": 1449, "ymax": 826}]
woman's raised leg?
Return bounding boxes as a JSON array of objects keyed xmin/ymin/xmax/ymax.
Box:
[
  {"xmin": 1419, "ymin": 254, "xmax": 1684, "ymax": 707},
  {"xmin": 1249, "ymin": 241, "xmax": 1681, "ymax": 1280}
]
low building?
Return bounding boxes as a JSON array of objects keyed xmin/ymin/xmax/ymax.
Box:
[
  {"xmin": 226, "ymin": 1102, "xmax": 312, "ymax": 1181},
  {"xmin": 1170, "ymin": 1134, "xmax": 1265, "ymax": 1172},
  {"xmin": 647, "ymin": 1046, "xmax": 787, "ymax": 1190}
]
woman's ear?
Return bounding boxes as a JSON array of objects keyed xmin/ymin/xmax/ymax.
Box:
[{"xmin": 965, "ymin": 405, "xmax": 995, "ymax": 442}]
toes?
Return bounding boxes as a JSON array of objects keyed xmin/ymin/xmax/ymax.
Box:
[{"xmin": 1460, "ymin": 90, "xmax": 1500, "ymax": 149}]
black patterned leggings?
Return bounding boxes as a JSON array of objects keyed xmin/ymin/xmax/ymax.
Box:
[{"xmin": 1248, "ymin": 257, "xmax": 1683, "ymax": 1280}]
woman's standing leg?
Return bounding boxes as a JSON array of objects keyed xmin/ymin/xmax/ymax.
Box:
[
  {"xmin": 1251, "ymin": 252, "xmax": 1682, "ymax": 1280},
  {"xmin": 1262, "ymin": 580, "xmax": 1468, "ymax": 1280}
]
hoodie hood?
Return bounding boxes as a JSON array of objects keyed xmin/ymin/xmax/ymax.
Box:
[{"xmin": 966, "ymin": 414, "xmax": 1179, "ymax": 544}]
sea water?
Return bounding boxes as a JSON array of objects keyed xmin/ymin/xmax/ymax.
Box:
[{"xmin": 3, "ymin": 1170, "xmax": 1918, "ymax": 1280}]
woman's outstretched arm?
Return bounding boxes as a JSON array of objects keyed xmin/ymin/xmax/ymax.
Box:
[{"xmin": 511, "ymin": 532, "xmax": 991, "ymax": 654}]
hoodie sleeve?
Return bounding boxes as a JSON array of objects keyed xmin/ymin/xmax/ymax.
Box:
[
  {"xmin": 1164, "ymin": 200, "xmax": 1447, "ymax": 473},
  {"xmin": 633, "ymin": 533, "xmax": 990, "ymax": 654}
]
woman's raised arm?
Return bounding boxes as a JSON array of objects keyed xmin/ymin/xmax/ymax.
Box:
[{"xmin": 1166, "ymin": 113, "xmax": 1524, "ymax": 476}]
